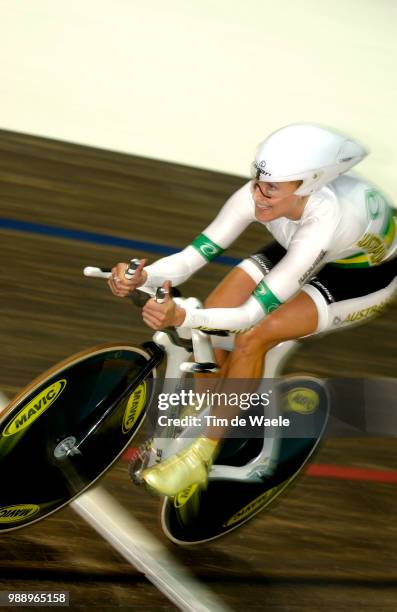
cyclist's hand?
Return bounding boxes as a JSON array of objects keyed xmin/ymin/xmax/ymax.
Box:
[
  {"xmin": 108, "ymin": 259, "xmax": 147, "ymax": 297},
  {"xmin": 142, "ymin": 281, "xmax": 186, "ymax": 329}
]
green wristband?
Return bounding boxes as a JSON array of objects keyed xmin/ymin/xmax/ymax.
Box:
[
  {"xmin": 252, "ymin": 280, "xmax": 282, "ymax": 314},
  {"xmin": 191, "ymin": 234, "xmax": 225, "ymax": 262}
]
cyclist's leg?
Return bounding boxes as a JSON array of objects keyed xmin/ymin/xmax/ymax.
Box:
[
  {"xmin": 209, "ymin": 273, "xmax": 397, "ymax": 434},
  {"xmin": 301, "ymin": 254, "xmax": 397, "ymax": 335},
  {"xmin": 203, "ymin": 241, "xmax": 287, "ymax": 367},
  {"xmin": 203, "ymin": 266, "xmax": 257, "ymax": 367},
  {"xmin": 204, "ymin": 290, "xmax": 318, "ymax": 438},
  {"xmin": 303, "ymin": 275, "xmax": 397, "ymax": 335},
  {"xmin": 143, "ymin": 260, "xmax": 397, "ymax": 495},
  {"xmin": 216, "ymin": 262, "xmax": 397, "ymax": 383},
  {"xmin": 219, "ymin": 290, "xmax": 318, "ymax": 379},
  {"xmin": 142, "ymin": 291, "xmax": 319, "ymax": 496},
  {"xmin": 204, "ymin": 267, "xmax": 257, "ymax": 309}
]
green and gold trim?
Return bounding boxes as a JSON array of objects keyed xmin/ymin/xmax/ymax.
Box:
[{"xmin": 331, "ymin": 207, "xmax": 396, "ymax": 268}]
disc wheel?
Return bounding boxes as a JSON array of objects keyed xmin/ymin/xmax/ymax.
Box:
[
  {"xmin": 0, "ymin": 344, "xmax": 161, "ymax": 532},
  {"xmin": 161, "ymin": 377, "xmax": 329, "ymax": 544}
]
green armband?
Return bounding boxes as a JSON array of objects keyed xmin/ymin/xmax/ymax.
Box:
[
  {"xmin": 252, "ymin": 280, "xmax": 282, "ymax": 314},
  {"xmin": 191, "ymin": 234, "xmax": 225, "ymax": 262}
]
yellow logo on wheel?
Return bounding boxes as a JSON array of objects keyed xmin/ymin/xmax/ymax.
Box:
[
  {"xmin": 0, "ymin": 504, "xmax": 40, "ymax": 524},
  {"xmin": 224, "ymin": 476, "xmax": 295, "ymax": 527},
  {"xmin": 174, "ymin": 484, "xmax": 199, "ymax": 508},
  {"xmin": 122, "ymin": 383, "xmax": 147, "ymax": 434},
  {"xmin": 285, "ymin": 388, "xmax": 319, "ymax": 414},
  {"xmin": 3, "ymin": 380, "xmax": 67, "ymax": 437}
]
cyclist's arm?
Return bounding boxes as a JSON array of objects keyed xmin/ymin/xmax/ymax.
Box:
[
  {"xmin": 142, "ymin": 182, "xmax": 254, "ymax": 287},
  {"xmin": 180, "ymin": 211, "xmax": 339, "ymax": 332}
]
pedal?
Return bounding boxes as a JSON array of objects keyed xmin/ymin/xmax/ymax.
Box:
[{"xmin": 128, "ymin": 439, "xmax": 156, "ymax": 485}]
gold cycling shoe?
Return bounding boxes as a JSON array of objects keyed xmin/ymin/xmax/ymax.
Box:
[{"xmin": 141, "ymin": 436, "xmax": 219, "ymax": 497}]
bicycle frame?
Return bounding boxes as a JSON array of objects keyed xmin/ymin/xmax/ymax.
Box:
[
  {"xmin": 84, "ymin": 265, "xmax": 327, "ymax": 492},
  {"xmin": 139, "ymin": 295, "xmax": 301, "ymax": 483}
]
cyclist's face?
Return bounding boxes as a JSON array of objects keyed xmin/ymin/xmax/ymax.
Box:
[{"xmin": 252, "ymin": 180, "xmax": 306, "ymax": 222}]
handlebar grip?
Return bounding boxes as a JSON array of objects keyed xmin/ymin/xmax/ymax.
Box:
[
  {"xmin": 84, "ymin": 267, "xmax": 112, "ymax": 279},
  {"xmin": 124, "ymin": 258, "xmax": 141, "ymax": 280},
  {"xmin": 84, "ymin": 259, "xmax": 141, "ymax": 281},
  {"xmin": 155, "ymin": 287, "xmax": 169, "ymax": 304}
]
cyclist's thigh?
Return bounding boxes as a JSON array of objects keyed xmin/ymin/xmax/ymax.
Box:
[
  {"xmin": 205, "ymin": 266, "xmax": 257, "ymax": 308},
  {"xmin": 203, "ymin": 266, "xmax": 256, "ymax": 368},
  {"xmin": 204, "ymin": 241, "xmax": 286, "ymax": 367},
  {"xmin": 301, "ymin": 258, "xmax": 397, "ymax": 334}
]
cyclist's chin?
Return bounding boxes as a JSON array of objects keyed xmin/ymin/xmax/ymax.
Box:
[{"xmin": 255, "ymin": 205, "xmax": 277, "ymax": 222}]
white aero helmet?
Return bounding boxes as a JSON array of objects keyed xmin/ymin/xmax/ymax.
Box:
[{"xmin": 251, "ymin": 123, "xmax": 368, "ymax": 196}]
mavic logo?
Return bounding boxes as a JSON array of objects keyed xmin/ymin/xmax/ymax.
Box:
[
  {"xmin": 3, "ymin": 380, "xmax": 67, "ymax": 437},
  {"xmin": 122, "ymin": 383, "xmax": 147, "ymax": 434},
  {"xmin": 174, "ymin": 484, "xmax": 198, "ymax": 508},
  {"xmin": 223, "ymin": 476, "xmax": 294, "ymax": 527},
  {"xmin": 0, "ymin": 504, "xmax": 40, "ymax": 524}
]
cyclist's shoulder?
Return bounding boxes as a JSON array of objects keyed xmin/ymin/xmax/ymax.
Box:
[
  {"xmin": 301, "ymin": 185, "xmax": 341, "ymax": 224},
  {"xmin": 328, "ymin": 173, "xmax": 394, "ymax": 207},
  {"xmin": 303, "ymin": 173, "xmax": 389, "ymax": 221}
]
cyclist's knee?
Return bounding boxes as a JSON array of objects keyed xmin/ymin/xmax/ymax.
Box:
[
  {"xmin": 234, "ymin": 325, "xmax": 277, "ymax": 357},
  {"xmin": 214, "ymin": 347, "xmax": 228, "ymax": 367}
]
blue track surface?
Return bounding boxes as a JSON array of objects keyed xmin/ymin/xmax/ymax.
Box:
[{"xmin": 0, "ymin": 217, "xmax": 239, "ymax": 266}]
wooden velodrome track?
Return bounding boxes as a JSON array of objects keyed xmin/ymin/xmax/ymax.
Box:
[{"xmin": 0, "ymin": 130, "xmax": 396, "ymax": 611}]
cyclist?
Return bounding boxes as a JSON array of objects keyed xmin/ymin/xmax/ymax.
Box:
[{"xmin": 109, "ymin": 123, "xmax": 397, "ymax": 497}]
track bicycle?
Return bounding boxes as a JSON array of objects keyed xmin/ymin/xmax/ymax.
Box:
[{"xmin": 0, "ymin": 260, "xmax": 329, "ymax": 544}]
